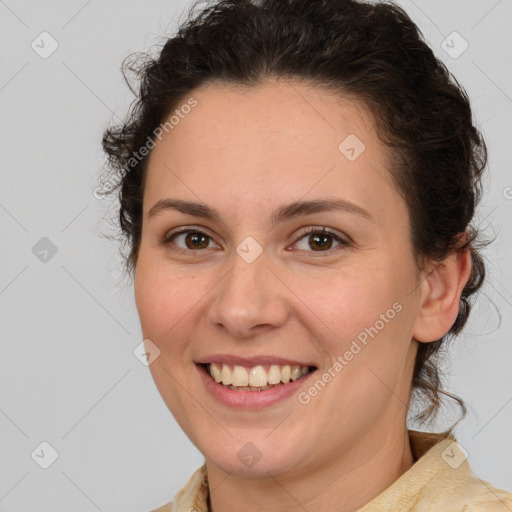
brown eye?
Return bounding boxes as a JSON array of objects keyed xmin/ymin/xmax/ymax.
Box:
[
  {"xmin": 309, "ymin": 232, "xmax": 334, "ymax": 251},
  {"xmin": 294, "ymin": 227, "xmax": 348, "ymax": 255},
  {"xmin": 165, "ymin": 230, "xmax": 217, "ymax": 251}
]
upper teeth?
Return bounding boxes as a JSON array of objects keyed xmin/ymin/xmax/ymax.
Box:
[{"xmin": 208, "ymin": 363, "xmax": 311, "ymax": 387}]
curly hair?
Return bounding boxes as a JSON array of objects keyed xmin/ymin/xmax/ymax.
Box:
[{"xmin": 101, "ymin": 0, "xmax": 489, "ymax": 431}]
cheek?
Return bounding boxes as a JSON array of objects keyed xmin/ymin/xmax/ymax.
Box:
[
  {"xmin": 134, "ymin": 255, "xmax": 199, "ymax": 347},
  {"xmin": 311, "ymin": 259, "xmax": 414, "ymax": 374},
  {"xmin": 304, "ymin": 268, "xmax": 414, "ymax": 419},
  {"xmin": 134, "ymin": 256, "xmax": 204, "ymax": 422},
  {"xmin": 312, "ymin": 264, "xmax": 401, "ymax": 337}
]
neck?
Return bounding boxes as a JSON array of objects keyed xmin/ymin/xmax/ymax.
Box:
[{"xmin": 206, "ymin": 427, "xmax": 415, "ymax": 512}]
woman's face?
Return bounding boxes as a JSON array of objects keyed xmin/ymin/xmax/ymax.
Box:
[{"xmin": 135, "ymin": 79, "xmax": 425, "ymax": 477}]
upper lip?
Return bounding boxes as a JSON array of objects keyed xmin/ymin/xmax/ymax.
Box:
[{"xmin": 195, "ymin": 354, "xmax": 317, "ymax": 367}]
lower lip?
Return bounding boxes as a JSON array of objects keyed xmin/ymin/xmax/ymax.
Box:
[{"xmin": 196, "ymin": 364, "xmax": 316, "ymax": 409}]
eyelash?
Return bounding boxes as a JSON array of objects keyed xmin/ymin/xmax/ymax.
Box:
[{"xmin": 162, "ymin": 226, "xmax": 349, "ymax": 257}]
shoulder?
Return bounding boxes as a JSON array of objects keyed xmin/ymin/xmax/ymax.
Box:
[
  {"xmin": 360, "ymin": 432, "xmax": 512, "ymax": 512},
  {"xmin": 407, "ymin": 431, "xmax": 512, "ymax": 510},
  {"xmin": 148, "ymin": 465, "xmax": 208, "ymax": 512},
  {"xmin": 149, "ymin": 502, "xmax": 173, "ymax": 512},
  {"xmin": 438, "ymin": 476, "xmax": 512, "ymax": 511}
]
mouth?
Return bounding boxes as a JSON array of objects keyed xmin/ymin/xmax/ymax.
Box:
[{"xmin": 198, "ymin": 362, "xmax": 317, "ymax": 391}]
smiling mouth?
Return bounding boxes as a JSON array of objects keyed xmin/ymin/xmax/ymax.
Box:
[{"xmin": 200, "ymin": 362, "xmax": 316, "ymax": 391}]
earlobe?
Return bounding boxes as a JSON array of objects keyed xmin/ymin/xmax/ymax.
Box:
[{"xmin": 412, "ymin": 249, "xmax": 472, "ymax": 343}]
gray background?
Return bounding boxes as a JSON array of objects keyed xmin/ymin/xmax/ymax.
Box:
[{"xmin": 1, "ymin": 0, "xmax": 511, "ymax": 510}]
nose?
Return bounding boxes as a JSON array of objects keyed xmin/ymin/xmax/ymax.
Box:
[{"xmin": 206, "ymin": 249, "xmax": 289, "ymax": 339}]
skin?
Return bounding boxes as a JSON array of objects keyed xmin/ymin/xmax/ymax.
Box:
[{"xmin": 134, "ymin": 79, "xmax": 472, "ymax": 512}]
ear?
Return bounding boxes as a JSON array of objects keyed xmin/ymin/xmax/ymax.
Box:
[{"xmin": 412, "ymin": 248, "xmax": 472, "ymax": 343}]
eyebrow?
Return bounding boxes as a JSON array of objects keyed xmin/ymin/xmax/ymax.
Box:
[{"xmin": 148, "ymin": 197, "xmax": 373, "ymax": 226}]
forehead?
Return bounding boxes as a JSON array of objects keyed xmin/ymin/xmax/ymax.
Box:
[
  {"xmin": 163, "ymin": 78, "xmax": 378, "ymax": 159},
  {"xmin": 143, "ymin": 79, "xmax": 400, "ymax": 225}
]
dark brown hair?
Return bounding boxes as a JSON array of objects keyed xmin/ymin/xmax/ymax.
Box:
[{"xmin": 101, "ymin": 0, "xmax": 489, "ymax": 430}]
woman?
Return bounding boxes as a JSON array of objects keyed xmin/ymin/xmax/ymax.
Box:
[{"xmin": 102, "ymin": 0, "xmax": 512, "ymax": 510}]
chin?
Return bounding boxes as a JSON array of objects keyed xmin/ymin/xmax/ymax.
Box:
[
  {"xmin": 206, "ymin": 448, "xmax": 302, "ymax": 479},
  {"xmin": 199, "ymin": 429, "xmax": 307, "ymax": 478}
]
